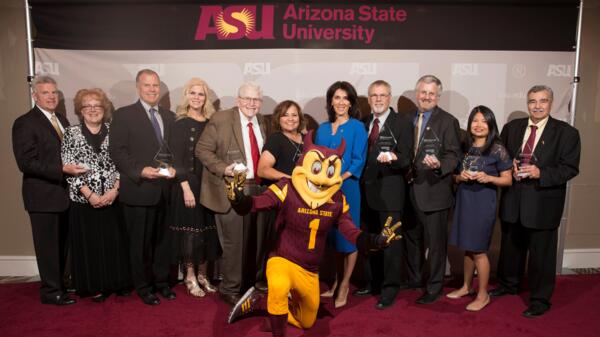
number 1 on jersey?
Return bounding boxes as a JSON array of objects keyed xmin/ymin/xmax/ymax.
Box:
[{"xmin": 308, "ymin": 219, "xmax": 320, "ymax": 250}]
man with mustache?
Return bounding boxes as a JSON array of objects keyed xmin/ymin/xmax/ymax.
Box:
[
  {"xmin": 490, "ymin": 85, "xmax": 580, "ymax": 317},
  {"xmin": 404, "ymin": 75, "xmax": 461, "ymax": 304}
]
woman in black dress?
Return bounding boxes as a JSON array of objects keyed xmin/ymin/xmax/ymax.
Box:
[
  {"xmin": 61, "ymin": 88, "xmax": 131, "ymax": 302},
  {"xmin": 169, "ymin": 77, "xmax": 221, "ymax": 297},
  {"xmin": 257, "ymin": 100, "xmax": 306, "ymax": 184}
]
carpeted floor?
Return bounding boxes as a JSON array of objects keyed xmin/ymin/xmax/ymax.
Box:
[{"xmin": 1, "ymin": 275, "xmax": 599, "ymax": 337}]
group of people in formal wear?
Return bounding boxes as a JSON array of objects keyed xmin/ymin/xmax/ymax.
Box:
[{"xmin": 12, "ymin": 69, "xmax": 580, "ymax": 325}]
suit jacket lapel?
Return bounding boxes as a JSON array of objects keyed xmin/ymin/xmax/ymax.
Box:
[
  {"xmin": 231, "ymin": 108, "xmax": 247, "ymax": 159},
  {"xmin": 33, "ymin": 107, "xmax": 62, "ymax": 142},
  {"xmin": 381, "ymin": 110, "xmax": 397, "ymax": 137},
  {"xmin": 533, "ymin": 117, "xmax": 555, "ymax": 160},
  {"xmin": 514, "ymin": 119, "xmax": 529, "ymax": 154},
  {"xmin": 158, "ymin": 107, "xmax": 171, "ymax": 142}
]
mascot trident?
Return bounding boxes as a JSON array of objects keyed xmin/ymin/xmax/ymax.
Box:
[{"xmin": 225, "ymin": 132, "xmax": 401, "ymax": 337}]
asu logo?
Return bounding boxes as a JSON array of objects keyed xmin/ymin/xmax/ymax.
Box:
[{"xmin": 195, "ymin": 5, "xmax": 275, "ymax": 40}]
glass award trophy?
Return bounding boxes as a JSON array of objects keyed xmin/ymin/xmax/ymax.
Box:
[
  {"xmin": 418, "ymin": 126, "xmax": 442, "ymax": 162},
  {"xmin": 516, "ymin": 144, "xmax": 537, "ymax": 178},
  {"xmin": 462, "ymin": 148, "xmax": 484, "ymax": 177},
  {"xmin": 377, "ymin": 126, "xmax": 397, "ymax": 153},
  {"xmin": 154, "ymin": 141, "xmax": 174, "ymax": 177}
]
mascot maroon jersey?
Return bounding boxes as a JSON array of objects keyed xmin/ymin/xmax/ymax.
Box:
[{"xmin": 251, "ymin": 178, "xmax": 361, "ymax": 273}]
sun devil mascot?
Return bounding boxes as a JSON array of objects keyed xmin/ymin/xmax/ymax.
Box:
[{"xmin": 225, "ymin": 131, "xmax": 401, "ymax": 337}]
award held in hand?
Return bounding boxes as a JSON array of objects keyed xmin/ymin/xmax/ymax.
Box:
[
  {"xmin": 516, "ymin": 144, "xmax": 537, "ymax": 178},
  {"xmin": 417, "ymin": 126, "xmax": 442, "ymax": 162},
  {"xmin": 154, "ymin": 141, "xmax": 174, "ymax": 177},
  {"xmin": 463, "ymin": 148, "xmax": 484, "ymax": 177},
  {"xmin": 376, "ymin": 126, "xmax": 397, "ymax": 161}
]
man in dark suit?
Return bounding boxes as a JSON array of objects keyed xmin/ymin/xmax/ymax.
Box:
[
  {"xmin": 404, "ymin": 75, "xmax": 461, "ymax": 304},
  {"xmin": 109, "ymin": 69, "xmax": 176, "ymax": 305},
  {"xmin": 196, "ymin": 82, "xmax": 268, "ymax": 306},
  {"xmin": 490, "ymin": 85, "xmax": 580, "ymax": 317},
  {"xmin": 12, "ymin": 76, "xmax": 88, "ymax": 305},
  {"xmin": 358, "ymin": 80, "xmax": 414, "ymax": 309}
]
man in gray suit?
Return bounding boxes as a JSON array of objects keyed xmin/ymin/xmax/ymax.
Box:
[
  {"xmin": 196, "ymin": 82, "xmax": 269, "ymax": 305},
  {"xmin": 404, "ymin": 75, "xmax": 461, "ymax": 304}
]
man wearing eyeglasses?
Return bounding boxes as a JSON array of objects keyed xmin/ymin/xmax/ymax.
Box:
[
  {"xmin": 196, "ymin": 82, "xmax": 269, "ymax": 306},
  {"xmin": 109, "ymin": 69, "xmax": 176, "ymax": 305},
  {"xmin": 12, "ymin": 76, "xmax": 87, "ymax": 305},
  {"xmin": 490, "ymin": 85, "xmax": 580, "ymax": 317},
  {"xmin": 357, "ymin": 80, "xmax": 414, "ymax": 309}
]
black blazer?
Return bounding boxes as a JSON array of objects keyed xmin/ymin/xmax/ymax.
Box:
[
  {"xmin": 411, "ymin": 106, "xmax": 461, "ymax": 212},
  {"xmin": 109, "ymin": 100, "xmax": 175, "ymax": 206},
  {"xmin": 168, "ymin": 117, "xmax": 205, "ymax": 185},
  {"xmin": 361, "ymin": 109, "xmax": 413, "ymax": 212},
  {"xmin": 12, "ymin": 107, "xmax": 70, "ymax": 212},
  {"xmin": 499, "ymin": 116, "xmax": 580, "ymax": 229}
]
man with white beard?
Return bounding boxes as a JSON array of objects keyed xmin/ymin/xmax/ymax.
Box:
[{"xmin": 357, "ymin": 80, "xmax": 414, "ymax": 309}]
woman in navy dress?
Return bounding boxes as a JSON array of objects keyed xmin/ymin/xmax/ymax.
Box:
[
  {"xmin": 315, "ymin": 81, "xmax": 368, "ymax": 308},
  {"xmin": 447, "ymin": 105, "xmax": 512, "ymax": 311},
  {"xmin": 169, "ymin": 78, "xmax": 221, "ymax": 297}
]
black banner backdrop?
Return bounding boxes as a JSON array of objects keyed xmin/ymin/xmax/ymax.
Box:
[{"xmin": 30, "ymin": 1, "xmax": 578, "ymax": 51}]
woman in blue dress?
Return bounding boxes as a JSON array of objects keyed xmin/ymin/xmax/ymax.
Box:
[
  {"xmin": 447, "ymin": 105, "xmax": 512, "ymax": 311},
  {"xmin": 315, "ymin": 81, "xmax": 368, "ymax": 308}
]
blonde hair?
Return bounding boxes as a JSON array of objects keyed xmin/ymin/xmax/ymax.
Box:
[{"xmin": 175, "ymin": 77, "xmax": 216, "ymax": 120}]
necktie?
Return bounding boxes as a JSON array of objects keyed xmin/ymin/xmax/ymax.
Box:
[
  {"xmin": 368, "ymin": 118, "xmax": 380, "ymax": 152},
  {"xmin": 247, "ymin": 122, "xmax": 261, "ymax": 184},
  {"xmin": 521, "ymin": 125, "xmax": 538, "ymax": 165},
  {"xmin": 414, "ymin": 112, "xmax": 424, "ymax": 155},
  {"xmin": 50, "ymin": 113, "xmax": 63, "ymax": 140},
  {"xmin": 149, "ymin": 107, "xmax": 163, "ymax": 143}
]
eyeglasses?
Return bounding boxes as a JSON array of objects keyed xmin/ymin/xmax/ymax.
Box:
[
  {"xmin": 82, "ymin": 105, "xmax": 104, "ymax": 112},
  {"xmin": 369, "ymin": 94, "xmax": 390, "ymax": 100},
  {"xmin": 239, "ymin": 97, "xmax": 263, "ymax": 104}
]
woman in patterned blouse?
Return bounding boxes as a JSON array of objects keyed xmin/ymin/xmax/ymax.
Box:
[{"xmin": 61, "ymin": 88, "xmax": 130, "ymax": 302}]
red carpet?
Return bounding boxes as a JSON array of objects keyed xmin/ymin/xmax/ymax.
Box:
[{"xmin": 1, "ymin": 275, "xmax": 599, "ymax": 337}]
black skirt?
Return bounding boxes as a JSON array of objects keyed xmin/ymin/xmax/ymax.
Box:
[
  {"xmin": 169, "ymin": 175, "xmax": 222, "ymax": 265},
  {"xmin": 69, "ymin": 202, "xmax": 131, "ymax": 296}
]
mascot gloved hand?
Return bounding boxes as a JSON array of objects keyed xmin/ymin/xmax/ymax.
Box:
[
  {"xmin": 375, "ymin": 216, "xmax": 402, "ymax": 248},
  {"xmin": 357, "ymin": 216, "xmax": 402, "ymax": 252},
  {"xmin": 224, "ymin": 167, "xmax": 253, "ymax": 215}
]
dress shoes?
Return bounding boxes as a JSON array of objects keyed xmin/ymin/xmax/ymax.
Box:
[
  {"xmin": 488, "ymin": 287, "xmax": 515, "ymax": 298},
  {"xmin": 375, "ymin": 296, "xmax": 395, "ymax": 310},
  {"xmin": 522, "ymin": 303, "xmax": 549, "ymax": 318},
  {"xmin": 115, "ymin": 289, "xmax": 131, "ymax": 297},
  {"xmin": 220, "ymin": 292, "xmax": 241, "ymax": 306},
  {"xmin": 157, "ymin": 287, "xmax": 176, "ymax": 300},
  {"xmin": 92, "ymin": 293, "xmax": 109, "ymax": 303},
  {"xmin": 138, "ymin": 292, "xmax": 160, "ymax": 305},
  {"xmin": 415, "ymin": 291, "xmax": 442, "ymax": 305},
  {"xmin": 353, "ymin": 286, "xmax": 372, "ymax": 297},
  {"xmin": 41, "ymin": 293, "xmax": 76, "ymax": 306}
]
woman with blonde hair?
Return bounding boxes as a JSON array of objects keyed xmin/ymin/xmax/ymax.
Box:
[{"xmin": 169, "ymin": 78, "xmax": 221, "ymax": 297}]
